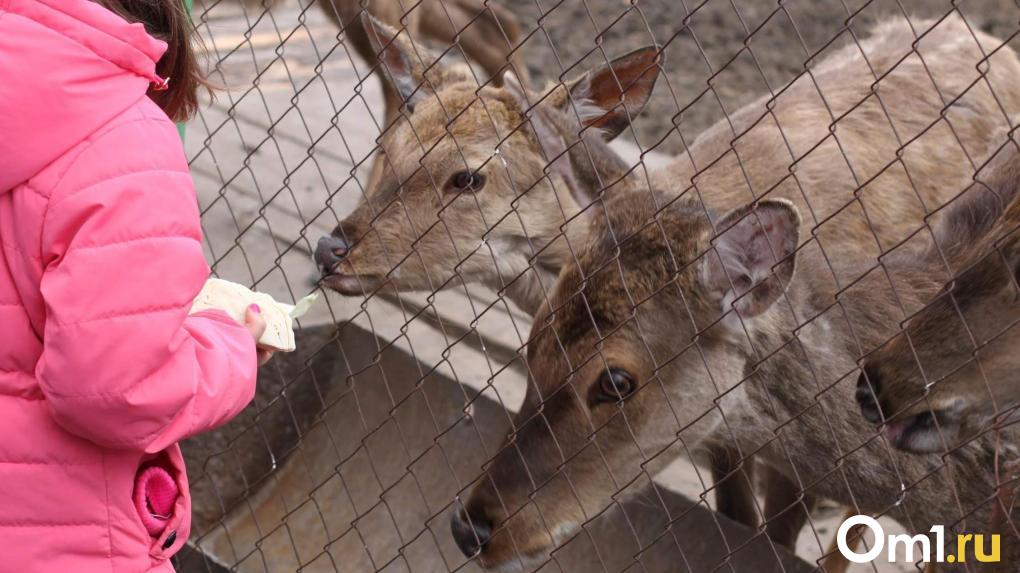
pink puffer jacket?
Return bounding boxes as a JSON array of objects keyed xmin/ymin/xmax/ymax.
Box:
[{"xmin": 0, "ymin": 1, "xmax": 258, "ymax": 571}]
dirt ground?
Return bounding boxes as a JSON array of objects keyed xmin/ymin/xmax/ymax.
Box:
[{"xmin": 506, "ymin": 0, "xmax": 1020, "ymax": 155}]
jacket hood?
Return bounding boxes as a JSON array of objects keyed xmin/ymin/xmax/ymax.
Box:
[{"xmin": 0, "ymin": 0, "xmax": 168, "ymax": 192}]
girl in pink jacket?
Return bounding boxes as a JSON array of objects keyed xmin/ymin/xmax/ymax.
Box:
[{"xmin": 0, "ymin": 1, "xmax": 269, "ymax": 570}]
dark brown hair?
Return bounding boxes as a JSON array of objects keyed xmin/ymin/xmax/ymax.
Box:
[{"xmin": 94, "ymin": 0, "xmax": 208, "ymax": 122}]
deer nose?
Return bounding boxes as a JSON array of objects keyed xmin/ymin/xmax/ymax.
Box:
[
  {"xmin": 314, "ymin": 235, "xmax": 350, "ymax": 274},
  {"xmin": 856, "ymin": 369, "xmax": 883, "ymax": 424},
  {"xmin": 450, "ymin": 508, "xmax": 492, "ymax": 558}
]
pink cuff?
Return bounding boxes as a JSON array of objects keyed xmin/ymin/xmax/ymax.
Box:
[{"xmin": 133, "ymin": 466, "xmax": 179, "ymax": 536}]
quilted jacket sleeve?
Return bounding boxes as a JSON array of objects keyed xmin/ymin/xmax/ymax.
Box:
[{"xmin": 35, "ymin": 106, "xmax": 258, "ymax": 453}]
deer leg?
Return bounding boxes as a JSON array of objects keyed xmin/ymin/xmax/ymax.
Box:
[
  {"xmin": 710, "ymin": 444, "xmax": 759, "ymax": 529},
  {"xmin": 316, "ymin": 0, "xmax": 412, "ymax": 189},
  {"xmin": 418, "ymin": 0, "xmax": 530, "ymax": 87},
  {"xmin": 317, "ymin": 0, "xmax": 415, "ymax": 126},
  {"xmin": 316, "ymin": 1, "xmax": 379, "ymax": 74},
  {"xmin": 761, "ymin": 466, "xmax": 812, "ymax": 549}
]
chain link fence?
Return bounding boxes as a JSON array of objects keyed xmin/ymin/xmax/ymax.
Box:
[{"xmin": 173, "ymin": 1, "xmax": 1020, "ymax": 572}]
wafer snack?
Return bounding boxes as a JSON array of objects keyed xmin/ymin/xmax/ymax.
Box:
[{"xmin": 190, "ymin": 278, "xmax": 318, "ymax": 352}]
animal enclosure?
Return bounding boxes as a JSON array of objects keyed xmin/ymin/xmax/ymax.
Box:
[{"xmin": 175, "ymin": 1, "xmax": 1020, "ymax": 572}]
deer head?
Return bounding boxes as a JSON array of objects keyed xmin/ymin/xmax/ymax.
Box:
[
  {"xmin": 857, "ymin": 146, "xmax": 1020, "ymax": 453},
  {"xmin": 452, "ymin": 192, "xmax": 802, "ymax": 568},
  {"xmin": 314, "ymin": 15, "xmax": 662, "ymax": 312}
]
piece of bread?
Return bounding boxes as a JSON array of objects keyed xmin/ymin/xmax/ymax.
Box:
[{"xmin": 190, "ymin": 278, "xmax": 318, "ymax": 352}]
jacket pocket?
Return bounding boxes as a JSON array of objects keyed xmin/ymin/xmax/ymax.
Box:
[{"xmin": 132, "ymin": 445, "xmax": 191, "ymax": 560}]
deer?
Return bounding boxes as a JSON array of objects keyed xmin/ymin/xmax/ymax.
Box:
[
  {"xmin": 451, "ymin": 102, "xmax": 1020, "ymax": 573},
  {"xmin": 315, "ymin": 0, "xmax": 527, "ymax": 189},
  {"xmin": 430, "ymin": 15, "xmax": 1020, "ymax": 572},
  {"xmin": 312, "ymin": 12, "xmax": 1020, "ymax": 569},
  {"xmin": 312, "ymin": 15, "xmax": 796, "ymax": 549},
  {"xmin": 857, "ymin": 140, "xmax": 1020, "ymax": 455}
]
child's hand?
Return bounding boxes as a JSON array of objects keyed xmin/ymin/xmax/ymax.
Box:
[{"xmin": 243, "ymin": 305, "xmax": 276, "ymax": 366}]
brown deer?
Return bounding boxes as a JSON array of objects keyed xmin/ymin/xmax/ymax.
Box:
[
  {"xmin": 313, "ymin": 14, "xmax": 609, "ymax": 313},
  {"xmin": 439, "ymin": 15, "xmax": 1020, "ymax": 571},
  {"xmin": 315, "ymin": 0, "xmax": 527, "ymax": 189},
  {"xmin": 313, "ymin": 12, "xmax": 1020, "ymax": 568},
  {"xmin": 453, "ymin": 122, "xmax": 1020, "ymax": 572},
  {"xmin": 857, "ymin": 141, "xmax": 1020, "ymax": 455},
  {"xmin": 313, "ymin": 16, "xmax": 785, "ymax": 546}
]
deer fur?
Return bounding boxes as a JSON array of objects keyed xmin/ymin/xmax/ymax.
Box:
[
  {"xmin": 451, "ymin": 15, "xmax": 1020, "ymax": 570},
  {"xmin": 315, "ymin": 18, "xmax": 787, "ymax": 545},
  {"xmin": 315, "ymin": 0, "xmax": 526, "ymax": 189},
  {"xmin": 859, "ymin": 140, "xmax": 1020, "ymax": 454}
]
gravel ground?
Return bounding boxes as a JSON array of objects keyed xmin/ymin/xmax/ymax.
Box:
[{"xmin": 506, "ymin": 0, "xmax": 1020, "ymax": 155}]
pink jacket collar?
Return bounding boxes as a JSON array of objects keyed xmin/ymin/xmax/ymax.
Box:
[
  {"xmin": 0, "ymin": 0, "xmax": 170, "ymax": 191},
  {"xmin": 32, "ymin": 0, "xmax": 167, "ymax": 81}
]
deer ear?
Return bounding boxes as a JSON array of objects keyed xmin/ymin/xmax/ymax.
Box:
[
  {"xmin": 565, "ymin": 46, "xmax": 662, "ymax": 141},
  {"xmin": 504, "ymin": 70, "xmax": 597, "ymax": 208},
  {"xmin": 363, "ymin": 14, "xmax": 431, "ymax": 111},
  {"xmin": 700, "ymin": 199, "xmax": 801, "ymax": 318}
]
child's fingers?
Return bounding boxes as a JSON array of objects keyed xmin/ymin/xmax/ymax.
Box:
[
  {"xmin": 243, "ymin": 306, "xmax": 276, "ymax": 366},
  {"xmin": 256, "ymin": 347, "xmax": 275, "ymax": 366},
  {"xmin": 244, "ymin": 304, "xmax": 267, "ymax": 342}
]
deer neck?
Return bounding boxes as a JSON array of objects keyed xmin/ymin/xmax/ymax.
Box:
[
  {"xmin": 720, "ymin": 248, "xmax": 998, "ymax": 516},
  {"xmin": 499, "ymin": 263, "xmax": 562, "ymax": 315},
  {"xmin": 741, "ymin": 251, "xmax": 894, "ymax": 407}
]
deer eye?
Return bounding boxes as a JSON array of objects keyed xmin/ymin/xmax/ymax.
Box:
[
  {"xmin": 448, "ymin": 170, "xmax": 486, "ymax": 192},
  {"xmin": 592, "ymin": 368, "xmax": 636, "ymax": 405}
]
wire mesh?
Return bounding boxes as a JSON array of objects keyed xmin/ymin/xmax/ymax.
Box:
[{"xmin": 175, "ymin": 1, "xmax": 1020, "ymax": 572}]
